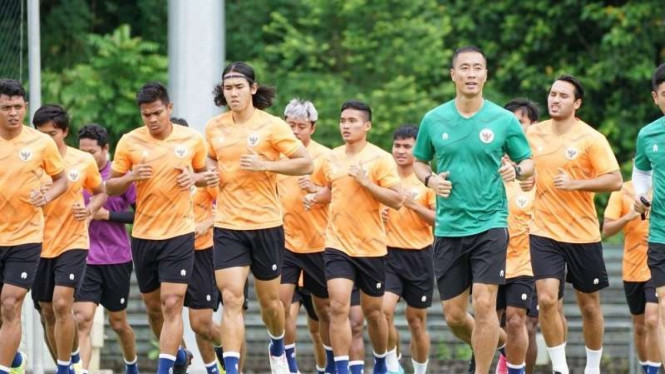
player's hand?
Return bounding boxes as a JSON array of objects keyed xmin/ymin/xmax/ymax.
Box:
[
  {"xmin": 91, "ymin": 207, "xmax": 110, "ymax": 221},
  {"xmin": 634, "ymin": 195, "xmax": 650, "ymax": 214},
  {"xmin": 240, "ymin": 150, "xmax": 268, "ymax": 172},
  {"xmin": 626, "ymin": 209, "xmax": 641, "ymax": 221},
  {"xmin": 201, "ymin": 168, "xmax": 219, "ymax": 188},
  {"xmin": 519, "ymin": 176, "xmax": 535, "ymax": 192},
  {"xmin": 348, "ymin": 161, "xmax": 370, "ymax": 187},
  {"xmin": 381, "ymin": 207, "xmax": 389, "ymax": 224},
  {"xmin": 303, "ymin": 193, "xmax": 317, "ymax": 210},
  {"xmin": 30, "ymin": 189, "xmax": 49, "ymax": 207},
  {"xmin": 427, "ymin": 172, "xmax": 452, "ymax": 198},
  {"xmin": 176, "ymin": 166, "xmax": 195, "ymax": 191},
  {"xmin": 553, "ymin": 168, "xmax": 577, "ymax": 191},
  {"xmin": 402, "ymin": 188, "xmax": 418, "ymax": 209},
  {"xmin": 72, "ymin": 203, "xmax": 92, "ymax": 221},
  {"xmin": 498, "ymin": 157, "xmax": 516, "ymax": 182},
  {"xmin": 131, "ymin": 163, "xmax": 152, "ymax": 182},
  {"xmin": 297, "ymin": 176, "xmax": 317, "ymax": 193}
]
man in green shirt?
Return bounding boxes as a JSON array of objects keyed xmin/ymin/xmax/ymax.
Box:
[
  {"xmin": 413, "ymin": 46, "xmax": 534, "ymax": 373},
  {"xmin": 633, "ymin": 62, "xmax": 665, "ymax": 369}
]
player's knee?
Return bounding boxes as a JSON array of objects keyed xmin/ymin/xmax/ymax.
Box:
[
  {"xmin": 1, "ymin": 295, "xmax": 22, "ymax": 321},
  {"xmin": 161, "ymin": 294, "xmax": 184, "ymax": 316},
  {"xmin": 315, "ymin": 303, "xmax": 331, "ymax": 323},
  {"xmin": 363, "ymin": 306, "xmax": 383, "ymax": 324},
  {"xmin": 578, "ymin": 299, "xmax": 601, "ymax": 319},
  {"xmin": 505, "ymin": 312, "xmax": 526, "ymax": 335},
  {"xmin": 538, "ymin": 292, "xmax": 558, "ymax": 312},
  {"xmin": 443, "ymin": 305, "xmax": 467, "ymax": 327},
  {"xmin": 74, "ymin": 310, "xmax": 94, "ymax": 330},
  {"xmin": 109, "ymin": 314, "xmax": 131, "ymax": 335},
  {"xmin": 52, "ymin": 296, "xmax": 73, "ymax": 318},
  {"xmin": 329, "ymin": 298, "xmax": 349, "ymax": 319},
  {"xmin": 350, "ymin": 316, "xmax": 364, "ymax": 336},
  {"xmin": 472, "ymin": 296, "xmax": 495, "ymax": 317},
  {"xmin": 406, "ymin": 311, "xmax": 426, "ymax": 333},
  {"xmin": 221, "ymin": 289, "xmax": 245, "ymax": 311},
  {"xmin": 645, "ymin": 313, "xmax": 659, "ymax": 332}
]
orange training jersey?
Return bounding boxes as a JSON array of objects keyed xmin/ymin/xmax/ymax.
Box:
[
  {"xmin": 527, "ymin": 119, "xmax": 620, "ymax": 243},
  {"xmin": 205, "ymin": 110, "xmax": 301, "ymax": 230},
  {"xmin": 0, "ymin": 126, "xmax": 64, "ymax": 246},
  {"xmin": 604, "ymin": 181, "xmax": 650, "ymax": 282},
  {"xmin": 505, "ymin": 181, "xmax": 535, "ymax": 278},
  {"xmin": 385, "ymin": 173, "xmax": 435, "ymax": 250},
  {"xmin": 314, "ymin": 142, "xmax": 401, "ymax": 257},
  {"xmin": 277, "ymin": 140, "xmax": 330, "ymax": 253},
  {"xmin": 193, "ymin": 186, "xmax": 217, "ymax": 250},
  {"xmin": 112, "ymin": 124, "xmax": 207, "ymax": 240},
  {"xmin": 42, "ymin": 147, "xmax": 102, "ymax": 258}
]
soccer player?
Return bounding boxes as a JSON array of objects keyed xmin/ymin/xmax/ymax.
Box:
[
  {"xmin": 276, "ymin": 98, "xmax": 332, "ymax": 374},
  {"xmin": 73, "ymin": 123, "xmax": 139, "ymax": 374},
  {"xmin": 604, "ymin": 179, "xmax": 660, "ymax": 373},
  {"xmin": 381, "ymin": 124, "xmax": 435, "ymax": 374},
  {"xmin": 205, "ymin": 62, "xmax": 313, "ymax": 374},
  {"xmin": 32, "ymin": 105, "xmax": 106, "ymax": 374},
  {"xmin": 527, "ymin": 75, "xmax": 622, "ymax": 374},
  {"xmin": 0, "ymin": 79, "xmax": 67, "ymax": 374},
  {"xmin": 412, "ymin": 46, "xmax": 534, "ymax": 374},
  {"xmin": 312, "ymin": 99, "xmax": 403, "ymax": 374},
  {"xmin": 106, "ymin": 82, "xmax": 217, "ymax": 374},
  {"xmin": 633, "ymin": 62, "xmax": 665, "ymax": 370}
]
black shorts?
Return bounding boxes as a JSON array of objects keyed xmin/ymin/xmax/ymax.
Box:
[
  {"xmin": 32, "ymin": 249, "xmax": 88, "ymax": 303},
  {"xmin": 0, "ymin": 243, "xmax": 42, "ymax": 290},
  {"xmin": 624, "ymin": 280, "xmax": 658, "ymax": 315},
  {"xmin": 648, "ymin": 243, "xmax": 665, "ymax": 288},
  {"xmin": 385, "ymin": 246, "xmax": 434, "ymax": 309},
  {"xmin": 351, "ymin": 287, "xmax": 360, "ymax": 306},
  {"xmin": 434, "ymin": 228, "xmax": 508, "ymax": 301},
  {"xmin": 213, "ymin": 227, "xmax": 284, "ymax": 281},
  {"xmin": 324, "ymin": 248, "xmax": 386, "ymax": 298},
  {"xmin": 75, "ymin": 261, "xmax": 133, "ymax": 312},
  {"xmin": 293, "ymin": 287, "xmax": 318, "ymax": 321},
  {"xmin": 281, "ymin": 250, "xmax": 328, "ymax": 298},
  {"xmin": 220, "ymin": 279, "xmax": 249, "ymax": 311},
  {"xmin": 527, "ymin": 289, "xmax": 539, "ymax": 318},
  {"xmin": 185, "ymin": 248, "xmax": 219, "ymax": 310},
  {"xmin": 530, "ymin": 235, "xmax": 608, "ymax": 294},
  {"xmin": 497, "ymin": 276, "xmax": 536, "ymax": 314},
  {"xmin": 131, "ymin": 233, "xmax": 195, "ymax": 294}
]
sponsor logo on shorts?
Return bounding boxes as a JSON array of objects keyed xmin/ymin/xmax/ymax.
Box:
[
  {"xmin": 174, "ymin": 145, "xmax": 188, "ymax": 159},
  {"xmin": 18, "ymin": 148, "xmax": 33, "ymax": 162},
  {"xmin": 376, "ymin": 282, "xmax": 382, "ymax": 289},
  {"xmin": 565, "ymin": 147, "xmax": 578, "ymax": 160},
  {"xmin": 21, "ymin": 272, "xmax": 28, "ymax": 279},
  {"xmin": 69, "ymin": 274, "xmax": 75, "ymax": 281},
  {"xmin": 499, "ymin": 270, "xmax": 505, "ymax": 278},
  {"xmin": 247, "ymin": 132, "xmax": 260, "ymax": 147},
  {"xmin": 67, "ymin": 169, "xmax": 81, "ymax": 182},
  {"xmin": 421, "ymin": 295, "xmax": 427, "ymax": 302},
  {"xmin": 521, "ymin": 293, "xmax": 527, "ymax": 301},
  {"xmin": 206, "ymin": 294, "xmax": 211, "ymax": 301},
  {"xmin": 180, "ymin": 269, "xmax": 187, "ymax": 277},
  {"xmin": 120, "ymin": 298, "xmax": 125, "ymax": 305},
  {"xmin": 272, "ymin": 264, "xmax": 277, "ymax": 271},
  {"xmin": 593, "ymin": 278, "xmax": 599, "ymax": 285},
  {"xmin": 479, "ymin": 129, "xmax": 494, "ymax": 144}
]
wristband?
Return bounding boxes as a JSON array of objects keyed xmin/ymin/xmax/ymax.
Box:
[{"xmin": 424, "ymin": 174, "xmax": 433, "ymax": 187}]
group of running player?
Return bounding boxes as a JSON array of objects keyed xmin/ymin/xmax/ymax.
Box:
[{"xmin": 0, "ymin": 45, "xmax": 664, "ymax": 374}]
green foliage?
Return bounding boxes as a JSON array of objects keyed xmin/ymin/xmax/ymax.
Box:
[{"xmin": 42, "ymin": 25, "xmax": 167, "ymax": 149}]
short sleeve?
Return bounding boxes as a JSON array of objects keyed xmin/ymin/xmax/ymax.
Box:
[
  {"xmin": 373, "ymin": 154, "xmax": 400, "ymax": 188},
  {"xmin": 504, "ymin": 117, "xmax": 532, "ymax": 163},
  {"xmin": 192, "ymin": 133, "xmax": 207, "ymax": 170},
  {"xmin": 634, "ymin": 130, "xmax": 652, "ymax": 172},
  {"xmin": 589, "ymin": 134, "xmax": 620, "ymax": 175},
  {"xmin": 111, "ymin": 135, "xmax": 132, "ymax": 174},
  {"xmin": 272, "ymin": 120, "xmax": 301, "ymax": 157},
  {"xmin": 413, "ymin": 115, "xmax": 434, "ymax": 161},
  {"xmin": 604, "ymin": 190, "xmax": 624, "ymax": 220},
  {"xmin": 42, "ymin": 137, "xmax": 64, "ymax": 176},
  {"xmin": 425, "ymin": 187, "xmax": 436, "ymax": 209},
  {"xmin": 83, "ymin": 156, "xmax": 103, "ymax": 192}
]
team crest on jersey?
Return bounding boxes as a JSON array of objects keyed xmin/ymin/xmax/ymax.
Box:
[
  {"xmin": 565, "ymin": 147, "xmax": 578, "ymax": 160},
  {"xmin": 409, "ymin": 188, "xmax": 420, "ymax": 200},
  {"xmin": 515, "ymin": 195, "xmax": 529, "ymax": 209},
  {"xmin": 67, "ymin": 169, "xmax": 81, "ymax": 182},
  {"xmin": 18, "ymin": 148, "xmax": 32, "ymax": 161},
  {"xmin": 247, "ymin": 132, "xmax": 260, "ymax": 147},
  {"xmin": 174, "ymin": 145, "xmax": 188, "ymax": 159},
  {"xmin": 479, "ymin": 129, "xmax": 494, "ymax": 144},
  {"xmin": 442, "ymin": 132, "xmax": 449, "ymax": 140},
  {"xmin": 653, "ymin": 144, "xmax": 659, "ymax": 153}
]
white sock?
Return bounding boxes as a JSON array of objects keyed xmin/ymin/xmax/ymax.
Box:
[
  {"xmin": 205, "ymin": 361, "xmax": 217, "ymax": 368},
  {"xmin": 412, "ymin": 359, "xmax": 428, "ymax": 374},
  {"xmin": 386, "ymin": 348, "xmax": 399, "ymax": 371},
  {"xmin": 584, "ymin": 346, "xmax": 602, "ymax": 374},
  {"xmin": 546, "ymin": 342, "xmax": 568, "ymax": 374},
  {"xmin": 648, "ymin": 361, "xmax": 662, "ymax": 369}
]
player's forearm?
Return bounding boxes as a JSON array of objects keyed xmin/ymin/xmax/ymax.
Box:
[
  {"xmin": 413, "ymin": 161, "xmax": 433, "ymax": 184},
  {"xmin": 265, "ymin": 157, "xmax": 314, "ymax": 176},
  {"xmin": 105, "ymin": 173, "xmax": 135, "ymax": 196},
  {"xmin": 193, "ymin": 172, "xmax": 208, "ymax": 187},
  {"xmin": 44, "ymin": 173, "xmax": 68, "ymax": 203},
  {"xmin": 517, "ymin": 159, "xmax": 535, "ymax": 180},
  {"xmin": 314, "ymin": 186, "xmax": 331, "ymax": 205},
  {"xmin": 602, "ymin": 218, "xmax": 628, "ymax": 238},
  {"xmin": 572, "ymin": 171, "xmax": 622, "ymax": 192},
  {"xmin": 364, "ymin": 183, "xmax": 403, "ymax": 210},
  {"xmin": 407, "ymin": 203, "xmax": 435, "ymax": 225},
  {"xmin": 87, "ymin": 192, "xmax": 107, "ymax": 215}
]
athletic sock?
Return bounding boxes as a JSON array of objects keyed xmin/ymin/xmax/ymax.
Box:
[
  {"xmin": 268, "ymin": 331, "xmax": 286, "ymax": 357},
  {"xmin": 285, "ymin": 343, "xmax": 299, "ymax": 373},
  {"xmin": 174, "ymin": 347, "xmax": 188, "ymax": 366},
  {"xmin": 647, "ymin": 361, "xmax": 661, "ymax": 374},
  {"xmin": 214, "ymin": 345, "xmax": 225, "ymax": 369},
  {"xmin": 546, "ymin": 342, "xmax": 569, "ymax": 374},
  {"xmin": 0, "ymin": 365, "xmax": 9, "ymax": 374},
  {"xmin": 373, "ymin": 350, "xmax": 387, "ymax": 373},
  {"xmin": 57, "ymin": 360, "xmax": 72, "ymax": 374},
  {"xmin": 584, "ymin": 346, "xmax": 602, "ymax": 374},
  {"xmin": 349, "ymin": 360, "xmax": 364, "ymax": 374},
  {"xmin": 10, "ymin": 352, "xmax": 23, "ymax": 368},
  {"xmin": 223, "ymin": 351, "xmax": 240, "ymax": 374},
  {"xmin": 334, "ymin": 356, "xmax": 350, "ymax": 374},
  {"xmin": 412, "ymin": 359, "xmax": 428, "ymax": 374},
  {"xmin": 124, "ymin": 356, "xmax": 139, "ymax": 374},
  {"xmin": 157, "ymin": 354, "xmax": 176, "ymax": 374},
  {"xmin": 324, "ymin": 345, "xmax": 336, "ymax": 374},
  {"xmin": 205, "ymin": 360, "xmax": 220, "ymax": 374},
  {"xmin": 316, "ymin": 365, "xmax": 326, "ymax": 374},
  {"xmin": 385, "ymin": 348, "xmax": 399, "ymax": 372},
  {"xmin": 71, "ymin": 349, "xmax": 81, "ymax": 365},
  {"xmin": 642, "ymin": 361, "xmax": 650, "ymax": 374},
  {"xmin": 498, "ymin": 343, "xmax": 507, "ymax": 357},
  {"xmin": 507, "ymin": 362, "xmax": 525, "ymax": 374}
]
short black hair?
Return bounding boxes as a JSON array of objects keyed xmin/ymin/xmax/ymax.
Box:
[
  {"xmin": 213, "ymin": 61, "xmax": 276, "ymax": 110},
  {"xmin": 451, "ymin": 45, "xmax": 486, "ymax": 68},
  {"xmin": 77, "ymin": 123, "xmax": 109, "ymax": 148},
  {"xmin": 393, "ymin": 124, "xmax": 419, "ymax": 141},
  {"xmin": 170, "ymin": 117, "xmax": 189, "ymax": 127},
  {"xmin": 33, "ymin": 104, "xmax": 69, "ymax": 131},
  {"xmin": 504, "ymin": 98, "xmax": 540, "ymax": 123},
  {"xmin": 136, "ymin": 82, "xmax": 170, "ymax": 106},
  {"xmin": 340, "ymin": 100, "xmax": 372, "ymax": 122},
  {"xmin": 0, "ymin": 79, "xmax": 26, "ymax": 100},
  {"xmin": 652, "ymin": 63, "xmax": 665, "ymax": 91},
  {"xmin": 555, "ymin": 74, "xmax": 584, "ymax": 101}
]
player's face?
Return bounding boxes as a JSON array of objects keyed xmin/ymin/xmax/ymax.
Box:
[
  {"xmin": 140, "ymin": 100, "xmax": 173, "ymax": 138},
  {"xmin": 450, "ymin": 52, "xmax": 487, "ymax": 98},
  {"xmin": 652, "ymin": 81, "xmax": 665, "ymax": 115},
  {"xmin": 547, "ymin": 80, "xmax": 580, "ymax": 120},
  {"xmin": 223, "ymin": 77, "xmax": 257, "ymax": 113},
  {"xmin": 0, "ymin": 95, "xmax": 27, "ymax": 134},
  {"xmin": 340, "ymin": 109, "xmax": 370, "ymax": 144},
  {"xmin": 286, "ymin": 117, "xmax": 315, "ymax": 145},
  {"xmin": 79, "ymin": 138, "xmax": 109, "ymax": 170},
  {"xmin": 392, "ymin": 137, "xmax": 415, "ymax": 167},
  {"xmin": 512, "ymin": 109, "xmax": 535, "ymax": 132},
  {"xmin": 36, "ymin": 121, "xmax": 68, "ymax": 148}
]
